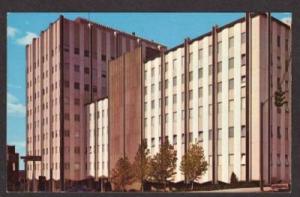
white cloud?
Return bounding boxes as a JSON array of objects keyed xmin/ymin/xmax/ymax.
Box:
[
  {"xmin": 7, "ymin": 26, "xmax": 18, "ymax": 38},
  {"xmin": 16, "ymin": 32, "xmax": 38, "ymax": 45},
  {"xmin": 281, "ymin": 17, "xmax": 292, "ymax": 26},
  {"xmin": 7, "ymin": 93, "xmax": 26, "ymax": 117}
]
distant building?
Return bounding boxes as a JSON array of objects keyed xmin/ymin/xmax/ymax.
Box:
[{"xmin": 7, "ymin": 145, "xmax": 19, "ymax": 191}]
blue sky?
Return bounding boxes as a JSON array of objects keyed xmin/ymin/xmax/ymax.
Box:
[{"xmin": 7, "ymin": 12, "xmax": 291, "ymax": 169}]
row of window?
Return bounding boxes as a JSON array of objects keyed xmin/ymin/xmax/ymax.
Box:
[{"xmin": 145, "ymin": 55, "xmax": 246, "ymax": 81}]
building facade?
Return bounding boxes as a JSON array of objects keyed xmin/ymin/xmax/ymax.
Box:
[
  {"xmin": 7, "ymin": 145, "xmax": 20, "ymax": 191},
  {"xmin": 143, "ymin": 13, "xmax": 291, "ymax": 184},
  {"xmin": 25, "ymin": 15, "xmax": 163, "ymax": 190},
  {"xmin": 86, "ymin": 98, "xmax": 109, "ymax": 179}
]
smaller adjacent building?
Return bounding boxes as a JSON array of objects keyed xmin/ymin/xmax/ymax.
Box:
[
  {"xmin": 7, "ymin": 145, "xmax": 20, "ymax": 191},
  {"xmin": 86, "ymin": 98, "xmax": 109, "ymax": 180}
]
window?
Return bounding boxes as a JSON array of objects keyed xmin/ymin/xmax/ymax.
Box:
[
  {"xmin": 198, "ymin": 87, "xmax": 203, "ymax": 98},
  {"xmin": 217, "ymin": 102, "xmax": 222, "ymax": 114},
  {"xmin": 173, "ymin": 77, "xmax": 177, "ymax": 86},
  {"xmin": 209, "ymin": 85, "xmax": 212, "ymax": 95},
  {"xmin": 241, "ymin": 32, "xmax": 246, "ymax": 43},
  {"xmin": 173, "ymin": 59, "xmax": 177, "ymax": 72},
  {"xmin": 151, "ymin": 84, "xmax": 155, "ymax": 93},
  {"xmin": 241, "ymin": 154, "xmax": 246, "ymax": 165},
  {"xmin": 209, "ymin": 45, "xmax": 212, "ymax": 56},
  {"xmin": 189, "ymin": 90, "xmax": 193, "ymax": 100},
  {"xmin": 74, "ymin": 64, "xmax": 80, "ymax": 72},
  {"xmin": 74, "ymin": 48, "xmax": 80, "ymax": 55},
  {"xmin": 189, "ymin": 108, "xmax": 193, "ymax": 119},
  {"xmin": 165, "ymin": 79, "xmax": 168, "ymax": 89},
  {"xmin": 285, "ymin": 154, "xmax": 289, "ymax": 166},
  {"xmin": 84, "ymin": 67, "xmax": 90, "ymax": 74},
  {"xmin": 144, "ymin": 86, "xmax": 147, "ymax": 95},
  {"xmin": 217, "ymin": 82, "xmax": 222, "ymax": 93},
  {"xmin": 84, "ymin": 50, "xmax": 89, "ymax": 57},
  {"xmin": 209, "ymin": 130, "xmax": 212, "ymax": 140},
  {"xmin": 101, "ymin": 54, "xmax": 106, "ymax": 61},
  {"xmin": 198, "ymin": 49, "xmax": 203, "ymax": 60},
  {"xmin": 165, "ymin": 113, "xmax": 169, "ymax": 123},
  {"xmin": 74, "ymin": 114, "xmax": 80, "ymax": 121},
  {"xmin": 241, "ymin": 97, "xmax": 246, "ymax": 109},
  {"xmin": 229, "ymin": 127, "xmax": 234, "ymax": 138},
  {"xmin": 74, "ymin": 82, "xmax": 80, "ymax": 90},
  {"xmin": 217, "ymin": 61, "xmax": 222, "ymax": 73},
  {"xmin": 229, "ymin": 36, "xmax": 234, "ymax": 48},
  {"xmin": 173, "ymin": 112, "xmax": 177, "ymax": 122},
  {"xmin": 189, "ymin": 71, "xmax": 193, "ymax": 81},
  {"xmin": 151, "ymin": 116, "xmax": 155, "ymax": 127},
  {"xmin": 229, "ymin": 100, "xmax": 234, "ymax": 112},
  {"xmin": 165, "ymin": 96, "xmax": 168, "ymax": 106},
  {"xmin": 173, "ymin": 135, "xmax": 177, "ymax": 145},
  {"xmin": 229, "ymin": 79, "xmax": 234, "ymax": 90},
  {"xmin": 241, "ymin": 125, "xmax": 246, "ymax": 137},
  {"xmin": 173, "ymin": 94, "xmax": 177, "ymax": 104},
  {"xmin": 277, "ymin": 126, "xmax": 281, "ymax": 139},
  {"xmin": 208, "ymin": 65, "xmax": 212, "ymax": 75},
  {"xmin": 165, "ymin": 62, "xmax": 168, "ymax": 72},
  {"xmin": 285, "ymin": 39, "xmax": 289, "ymax": 51},
  {"xmin": 241, "ymin": 54, "xmax": 246, "ymax": 66},
  {"xmin": 151, "ymin": 100, "xmax": 155, "ymax": 109},
  {"xmin": 151, "ymin": 138, "xmax": 155, "ymax": 147},
  {"xmin": 198, "ymin": 68, "xmax": 203, "ymax": 79},
  {"xmin": 229, "ymin": 57, "xmax": 234, "ymax": 69},
  {"xmin": 241, "ymin": 76, "xmax": 246, "ymax": 85},
  {"xmin": 277, "ymin": 35, "xmax": 281, "ymax": 47},
  {"xmin": 198, "ymin": 106, "xmax": 203, "ymax": 118},
  {"xmin": 74, "ymin": 147, "xmax": 80, "ymax": 154},
  {"xmin": 84, "ymin": 84, "xmax": 89, "ymax": 91},
  {"xmin": 277, "ymin": 154, "xmax": 281, "ymax": 166},
  {"xmin": 188, "ymin": 132, "xmax": 193, "ymax": 143},
  {"xmin": 144, "ymin": 102, "xmax": 147, "ymax": 111},
  {"xmin": 151, "ymin": 67, "xmax": 155, "ymax": 77},
  {"xmin": 198, "ymin": 131, "xmax": 203, "ymax": 142},
  {"xmin": 217, "ymin": 41, "xmax": 222, "ymax": 54}
]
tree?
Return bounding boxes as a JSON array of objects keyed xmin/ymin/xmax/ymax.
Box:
[
  {"xmin": 149, "ymin": 140, "xmax": 177, "ymax": 191},
  {"xmin": 230, "ymin": 172, "xmax": 238, "ymax": 184},
  {"xmin": 111, "ymin": 156, "xmax": 134, "ymax": 191},
  {"xmin": 132, "ymin": 139, "xmax": 150, "ymax": 191},
  {"xmin": 180, "ymin": 143, "xmax": 208, "ymax": 190}
]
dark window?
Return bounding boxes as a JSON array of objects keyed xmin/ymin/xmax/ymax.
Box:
[
  {"xmin": 198, "ymin": 68, "xmax": 203, "ymax": 78},
  {"xmin": 229, "ymin": 127, "xmax": 234, "ymax": 138},
  {"xmin": 74, "ymin": 48, "xmax": 80, "ymax": 55},
  {"xmin": 84, "ymin": 84, "xmax": 90, "ymax": 91},
  {"xmin": 84, "ymin": 67, "xmax": 90, "ymax": 74},
  {"xmin": 74, "ymin": 82, "xmax": 80, "ymax": 90},
  {"xmin": 198, "ymin": 131, "xmax": 203, "ymax": 142},
  {"xmin": 101, "ymin": 55, "xmax": 106, "ymax": 61},
  {"xmin": 84, "ymin": 50, "xmax": 89, "ymax": 57},
  {"xmin": 277, "ymin": 35, "xmax": 281, "ymax": 47},
  {"xmin": 74, "ymin": 114, "xmax": 80, "ymax": 121},
  {"xmin": 93, "ymin": 86, "xmax": 97, "ymax": 93},
  {"xmin": 209, "ymin": 130, "xmax": 212, "ymax": 140},
  {"xmin": 102, "ymin": 73, "xmax": 106, "ymax": 78},
  {"xmin": 241, "ymin": 126, "xmax": 246, "ymax": 137},
  {"xmin": 277, "ymin": 126, "xmax": 281, "ymax": 139}
]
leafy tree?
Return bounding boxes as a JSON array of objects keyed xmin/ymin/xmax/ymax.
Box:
[
  {"xmin": 132, "ymin": 139, "xmax": 150, "ymax": 191},
  {"xmin": 180, "ymin": 143, "xmax": 208, "ymax": 190},
  {"xmin": 111, "ymin": 156, "xmax": 134, "ymax": 191},
  {"xmin": 149, "ymin": 140, "xmax": 177, "ymax": 191},
  {"xmin": 230, "ymin": 172, "xmax": 238, "ymax": 184}
]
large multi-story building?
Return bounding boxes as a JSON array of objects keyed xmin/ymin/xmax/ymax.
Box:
[
  {"xmin": 26, "ymin": 13, "xmax": 291, "ymax": 191},
  {"xmin": 25, "ymin": 15, "xmax": 163, "ymax": 191},
  {"xmin": 88, "ymin": 13, "xmax": 291, "ymax": 186},
  {"xmin": 143, "ymin": 13, "xmax": 291, "ymax": 184}
]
